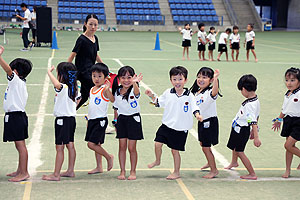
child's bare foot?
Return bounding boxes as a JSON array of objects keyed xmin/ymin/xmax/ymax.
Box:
[
  {"xmin": 282, "ymin": 171, "xmax": 290, "ymax": 178},
  {"xmin": 245, "ymin": 59, "xmax": 249, "ymax": 62},
  {"xmin": 166, "ymin": 172, "xmax": 180, "ymax": 180},
  {"xmin": 233, "ymin": 59, "xmax": 236, "ymax": 62},
  {"xmin": 107, "ymin": 154, "xmax": 114, "ymax": 171},
  {"xmin": 6, "ymin": 171, "xmax": 18, "ymax": 177},
  {"xmin": 147, "ymin": 161, "xmax": 160, "ymax": 168},
  {"xmin": 226, "ymin": 59, "xmax": 229, "ymax": 62},
  {"xmin": 209, "ymin": 59, "xmax": 212, "ymax": 61},
  {"xmin": 187, "ymin": 57, "xmax": 190, "ymax": 60},
  {"xmin": 128, "ymin": 171, "xmax": 136, "ymax": 180},
  {"xmin": 236, "ymin": 60, "xmax": 240, "ymax": 62},
  {"xmin": 8, "ymin": 173, "xmax": 30, "ymax": 182},
  {"xmin": 217, "ymin": 59, "xmax": 221, "ymax": 61},
  {"xmin": 117, "ymin": 171, "xmax": 126, "ymax": 180},
  {"xmin": 297, "ymin": 164, "xmax": 300, "ymax": 170},
  {"xmin": 88, "ymin": 167, "xmax": 104, "ymax": 174},
  {"xmin": 255, "ymin": 58, "xmax": 258, "ymax": 62},
  {"xmin": 203, "ymin": 170, "xmax": 219, "ymax": 179},
  {"xmin": 42, "ymin": 174, "xmax": 60, "ymax": 181},
  {"xmin": 182, "ymin": 57, "xmax": 185, "ymax": 60},
  {"xmin": 224, "ymin": 163, "xmax": 239, "ymax": 170},
  {"xmin": 199, "ymin": 59, "xmax": 204, "ymax": 61},
  {"xmin": 60, "ymin": 171, "xmax": 75, "ymax": 177},
  {"xmin": 211, "ymin": 59, "xmax": 216, "ymax": 61},
  {"xmin": 240, "ymin": 174, "xmax": 257, "ymax": 180},
  {"xmin": 203, "ymin": 58, "xmax": 208, "ymax": 61},
  {"xmin": 200, "ymin": 163, "xmax": 210, "ymax": 170}
]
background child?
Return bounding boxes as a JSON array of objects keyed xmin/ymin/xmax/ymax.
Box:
[
  {"xmin": 272, "ymin": 67, "xmax": 300, "ymax": 178},
  {"xmin": 0, "ymin": 45, "xmax": 32, "ymax": 182},
  {"xmin": 226, "ymin": 75, "xmax": 261, "ymax": 180},
  {"xmin": 206, "ymin": 27, "xmax": 219, "ymax": 61},
  {"xmin": 245, "ymin": 24, "xmax": 258, "ymax": 62},
  {"xmin": 42, "ymin": 62, "xmax": 79, "ymax": 181},
  {"xmin": 179, "ymin": 23, "xmax": 194, "ymax": 60},
  {"xmin": 229, "ymin": 26, "xmax": 240, "ymax": 62},
  {"xmin": 85, "ymin": 63, "xmax": 114, "ymax": 175},
  {"xmin": 146, "ymin": 66, "xmax": 203, "ymax": 180},
  {"xmin": 197, "ymin": 23, "xmax": 207, "ymax": 61},
  {"xmin": 112, "ymin": 66, "xmax": 143, "ymax": 180},
  {"xmin": 190, "ymin": 67, "xmax": 221, "ymax": 179},
  {"xmin": 217, "ymin": 28, "xmax": 231, "ymax": 61}
]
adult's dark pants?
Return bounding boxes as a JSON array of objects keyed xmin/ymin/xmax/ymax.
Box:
[
  {"xmin": 76, "ymin": 74, "xmax": 94, "ymax": 110},
  {"xmin": 22, "ymin": 28, "xmax": 30, "ymax": 48}
]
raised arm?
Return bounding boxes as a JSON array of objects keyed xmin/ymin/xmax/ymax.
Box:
[
  {"xmin": 103, "ymin": 79, "xmax": 115, "ymax": 102},
  {"xmin": 211, "ymin": 69, "xmax": 220, "ymax": 97},
  {"xmin": 96, "ymin": 55, "xmax": 103, "ymax": 63},
  {"xmin": 132, "ymin": 73, "xmax": 143, "ymax": 97},
  {"xmin": 0, "ymin": 46, "xmax": 13, "ymax": 76},
  {"xmin": 47, "ymin": 66, "xmax": 61, "ymax": 90},
  {"xmin": 68, "ymin": 52, "xmax": 76, "ymax": 63}
]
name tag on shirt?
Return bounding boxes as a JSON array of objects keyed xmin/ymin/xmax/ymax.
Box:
[
  {"xmin": 5, "ymin": 114, "xmax": 9, "ymax": 123},
  {"xmin": 57, "ymin": 119, "xmax": 63, "ymax": 126},
  {"xmin": 203, "ymin": 121, "xmax": 210, "ymax": 128}
]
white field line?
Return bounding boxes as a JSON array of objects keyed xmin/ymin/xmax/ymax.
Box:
[
  {"xmin": 0, "ymin": 84, "xmax": 44, "ymax": 86},
  {"xmin": 0, "ymin": 113, "xmax": 163, "ymax": 117},
  {"xmin": 113, "ymin": 58, "xmax": 240, "ymax": 179},
  {"xmin": 27, "ymin": 50, "xmax": 55, "ymax": 177}
]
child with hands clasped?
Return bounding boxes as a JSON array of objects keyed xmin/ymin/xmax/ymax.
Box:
[
  {"xmin": 85, "ymin": 63, "xmax": 114, "ymax": 175},
  {"xmin": 226, "ymin": 75, "xmax": 261, "ymax": 180},
  {"xmin": 146, "ymin": 66, "xmax": 203, "ymax": 180},
  {"xmin": 179, "ymin": 23, "xmax": 195, "ymax": 60},
  {"xmin": 190, "ymin": 67, "xmax": 222, "ymax": 179},
  {"xmin": 43, "ymin": 62, "xmax": 79, "ymax": 181},
  {"xmin": 0, "ymin": 45, "xmax": 32, "ymax": 182},
  {"xmin": 112, "ymin": 66, "xmax": 144, "ymax": 180},
  {"xmin": 272, "ymin": 67, "xmax": 300, "ymax": 178},
  {"xmin": 206, "ymin": 27, "xmax": 219, "ymax": 61}
]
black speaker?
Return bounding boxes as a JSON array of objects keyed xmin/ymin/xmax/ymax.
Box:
[{"xmin": 36, "ymin": 6, "xmax": 52, "ymax": 43}]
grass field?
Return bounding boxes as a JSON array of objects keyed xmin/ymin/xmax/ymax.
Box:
[{"xmin": 0, "ymin": 29, "xmax": 300, "ymax": 200}]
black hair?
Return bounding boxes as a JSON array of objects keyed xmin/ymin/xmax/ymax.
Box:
[
  {"xmin": 285, "ymin": 67, "xmax": 300, "ymax": 81},
  {"xmin": 190, "ymin": 67, "xmax": 222, "ymax": 96},
  {"xmin": 248, "ymin": 23, "xmax": 254, "ymax": 29},
  {"xmin": 209, "ymin": 26, "xmax": 215, "ymax": 34},
  {"xmin": 33, "ymin": 6, "xmax": 37, "ymax": 11},
  {"xmin": 225, "ymin": 28, "xmax": 232, "ymax": 34},
  {"xmin": 20, "ymin": 3, "xmax": 27, "ymax": 8},
  {"xmin": 237, "ymin": 74, "xmax": 257, "ymax": 92},
  {"xmin": 91, "ymin": 63, "xmax": 109, "ymax": 77},
  {"xmin": 198, "ymin": 23, "xmax": 205, "ymax": 30},
  {"xmin": 56, "ymin": 62, "xmax": 78, "ymax": 102},
  {"xmin": 83, "ymin": 14, "xmax": 99, "ymax": 32},
  {"xmin": 233, "ymin": 25, "xmax": 239, "ymax": 30},
  {"xmin": 112, "ymin": 66, "xmax": 137, "ymax": 101},
  {"xmin": 169, "ymin": 66, "xmax": 188, "ymax": 80},
  {"xmin": 10, "ymin": 58, "xmax": 32, "ymax": 79}
]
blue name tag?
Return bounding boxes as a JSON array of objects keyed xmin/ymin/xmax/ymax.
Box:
[{"xmin": 184, "ymin": 105, "xmax": 189, "ymax": 112}]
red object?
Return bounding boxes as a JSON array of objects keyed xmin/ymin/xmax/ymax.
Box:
[{"xmin": 108, "ymin": 72, "xmax": 117, "ymax": 88}]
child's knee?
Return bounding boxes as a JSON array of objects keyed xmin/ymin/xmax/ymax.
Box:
[
  {"xmin": 87, "ymin": 142, "xmax": 95, "ymax": 150},
  {"xmin": 128, "ymin": 146, "xmax": 137, "ymax": 154},
  {"xmin": 155, "ymin": 142, "xmax": 163, "ymax": 149},
  {"xmin": 171, "ymin": 149, "xmax": 179, "ymax": 155}
]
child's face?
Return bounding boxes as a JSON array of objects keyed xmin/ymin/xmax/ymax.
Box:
[
  {"xmin": 233, "ymin": 28, "xmax": 239, "ymax": 34},
  {"xmin": 210, "ymin": 29, "xmax": 215, "ymax": 33},
  {"xmin": 200, "ymin": 26, "xmax": 205, "ymax": 31},
  {"xmin": 185, "ymin": 24, "xmax": 190, "ymax": 29},
  {"xmin": 285, "ymin": 75, "xmax": 300, "ymax": 92},
  {"xmin": 85, "ymin": 18, "xmax": 98, "ymax": 33},
  {"xmin": 197, "ymin": 74, "xmax": 212, "ymax": 89},
  {"xmin": 247, "ymin": 25, "xmax": 252, "ymax": 31},
  {"xmin": 119, "ymin": 71, "xmax": 133, "ymax": 89},
  {"xmin": 92, "ymin": 71, "xmax": 106, "ymax": 87},
  {"xmin": 170, "ymin": 74, "xmax": 187, "ymax": 91}
]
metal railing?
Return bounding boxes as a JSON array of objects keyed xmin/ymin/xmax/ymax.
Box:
[{"xmin": 222, "ymin": 0, "xmax": 238, "ymax": 25}]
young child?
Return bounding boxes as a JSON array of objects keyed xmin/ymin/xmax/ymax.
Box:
[
  {"xmin": 179, "ymin": 23, "xmax": 194, "ymax": 60},
  {"xmin": 42, "ymin": 62, "xmax": 79, "ymax": 181},
  {"xmin": 112, "ymin": 66, "xmax": 143, "ymax": 180},
  {"xmin": 197, "ymin": 23, "xmax": 207, "ymax": 61},
  {"xmin": 146, "ymin": 66, "xmax": 203, "ymax": 180},
  {"xmin": 85, "ymin": 63, "xmax": 114, "ymax": 175},
  {"xmin": 244, "ymin": 24, "xmax": 258, "ymax": 62},
  {"xmin": 217, "ymin": 28, "xmax": 231, "ymax": 61},
  {"xmin": 229, "ymin": 26, "xmax": 240, "ymax": 62},
  {"xmin": 272, "ymin": 67, "xmax": 300, "ymax": 178},
  {"xmin": 0, "ymin": 45, "xmax": 32, "ymax": 182},
  {"xmin": 190, "ymin": 67, "xmax": 221, "ymax": 179},
  {"xmin": 206, "ymin": 27, "xmax": 219, "ymax": 61},
  {"xmin": 225, "ymin": 74, "xmax": 261, "ymax": 180}
]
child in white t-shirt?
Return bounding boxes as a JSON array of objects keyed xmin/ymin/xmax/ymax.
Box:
[
  {"xmin": 229, "ymin": 26, "xmax": 240, "ymax": 62},
  {"xmin": 179, "ymin": 23, "xmax": 195, "ymax": 60},
  {"xmin": 244, "ymin": 24, "xmax": 258, "ymax": 62},
  {"xmin": 206, "ymin": 26, "xmax": 219, "ymax": 61},
  {"xmin": 197, "ymin": 23, "xmax": 207, "ymax": 61},
  {"xmin": 217, "ymin": 28, "xmax": 231, "ymax": 61}
]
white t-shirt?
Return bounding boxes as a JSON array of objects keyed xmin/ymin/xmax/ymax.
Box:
[
  {"xmin": 282, "ymin": 87, "xmax": 300, "ymax": 117},
  {"xmin": 157, "ymin": 88, "xmax": 199, "ymax": 131},
  {"xmin": 245, "ymin": 31, "xmax": 255, "ymax": 42},
  {"xmin": 53, "ymin": 84, "xmax": 77, "ymax": 117},
  {"xmin": 232, "ymin": 96, "xmax": 260, "ymax": 131},
  {"xmin": 197, "ymin": 31, "xmax": 207, "ymax": 43},
  {"xmin": 113, "ymin": 88, "xmax": 140, "ymax": 116},
  {"xmin": 3, "ymin": 72, "xmax": 28, "ymax": 113},
  {"xmin": 23, "ymin": 9, "xmax": 31, "ymax": 28},
  {"xmin": 218, "ymin": 33, "xmax": 228, "ymax": 44},
  {"xmin": 194, "ymin": 88, "xmax": 218, "ymax": 120},
  {"xmin": 181, "ymin": 29, "xmax": 192, "ymax": 40},
  {"xmin": 229, "ymin": 33, "xmax": 240, "ymax": 43},
  {"xmin": 207, "ymin": 33, "xmax": 216, "ymax": 43},
  {"xmin": 88, "ymin": 85, "xmax": 110, "ymax": 120}
]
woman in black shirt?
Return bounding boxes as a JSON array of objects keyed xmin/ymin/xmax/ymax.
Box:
[{"xmin": 68, "ymin": 14, "xmax": 103, "ymax": 109}]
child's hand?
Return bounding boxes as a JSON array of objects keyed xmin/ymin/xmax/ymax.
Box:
[
  {"xmin": 252, "ymin": 43, "xmax": 255, "ymax": 47},
  {"xmin": 272, "ymin": 121, "xmax": 281, "ymax": 132},
  {"xmin": 48, "ymin": 65, "xmax": 55, "ymax": 73},
  {"xmin": 195, "ymin": 113, "xmax": 203, "ymax": 122},
  {"xmin": 145, "ymin": 89, "xmax": 153, "ymax": 97},
  {"xmin": 0, "ymin": 45, "xmax": 4, "ymax": 56},
  {"xmin": 132, "ymin": 73, "xmax": 143, "ymax": 83},
  {"xmin": 253, "ymin": 138, "xmax": 261, "ymax": 147},
  {"xmin": 214, "ymin": 69, "xmax": 220, "ymax": 79},
  {"xmin": 178, "ymin": 27, "xmax": 182, "ymax": 31},
  {"xmin": 104, "ymin": 79, "xmax": 111, "ymax": 90}
]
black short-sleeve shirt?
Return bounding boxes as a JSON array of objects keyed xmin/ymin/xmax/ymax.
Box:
[{"xmin": 72, "ymin": 34, "xmax": 99, "ymax": 76}]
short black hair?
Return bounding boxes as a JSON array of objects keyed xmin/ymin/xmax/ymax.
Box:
[
  {"xmin": 91, "ymin": 63, "xmax": 109, "ymax": 77},
  {"xmin": 248, "ymin": 23, "xmax": 254, "ymax": 29},
  {"xmin": 169, "ymin": 66, "xmax": 188, "ymax": 80},
  {"xmin": 20, "ymin": 3, "xmax": 27, "ymax": 8},
  {"xmin": 237, "ymin": 74, "xmax": 257, "ymax": 92},
  {"xmin": 209, "ymin": 26, "xmax": 215, "ymax": 31},
  {"xmin": 10, "ymin": 58, "xmax": 32, "ymax": 79},
  {"xmin": 225, "ymin": 28, "xmax": 232, "ymax": 33},
  {"xmin": 285, "ymin": 67, "xmax": 300, "ymax": 81},
  {"xmin": 233, "ymin": 25, "xmax": 239, "ymax": 30},
  {"xmin": 198, "ymin": 23, "xmax": 205, "ymax": 29}
]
